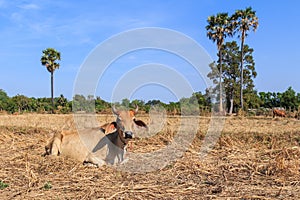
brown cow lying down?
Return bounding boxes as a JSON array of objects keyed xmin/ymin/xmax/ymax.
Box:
[
  {"xmin": 44, "ymin": 106, "xmax": 147, "ymax": 167},
  {"xmin": 273, "ymin": 109, "xmax": 286, "ymax": 118}
]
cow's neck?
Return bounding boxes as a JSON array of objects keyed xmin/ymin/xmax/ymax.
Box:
[{"xmin": 117, "ymin": 128, "xmax": 127, "ymax": 147}]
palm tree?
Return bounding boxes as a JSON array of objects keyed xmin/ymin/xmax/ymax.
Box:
[
  {"xmin": 232, "ymin": 7, "xmax": 258, "ymax": 110},
  {"xmin": 41, "ymin": 48, "xmax": 61, "ymax": 113},
  {"xmin": 206, "ymin": 13, "xmax": 233, "ymax": 113}
]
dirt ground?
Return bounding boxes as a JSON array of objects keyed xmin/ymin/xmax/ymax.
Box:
[{"xmin": 0, "ymin": 114, "xmax": 300, "ymax": 199}]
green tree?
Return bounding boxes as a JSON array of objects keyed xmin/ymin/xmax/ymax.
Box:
[
  {"xmin": 281, "ymin": 87, "xmax": 298, "ymax": 111},
  {"xmin": 36, "ymin": 97, "xmax": 52, "ymax": 113},
  {"xmin": 232, "ymin": 7, "xmax": 259, "ymax": 110},
  {"xmin": 259, "ymin": 92, "xmax": 273, "ymax": 108},
  {"xmin": 167, "ymin": 101, "xmax": 180, "ymax": 115},
  {"xmin": 56, "ymin": 94, "xmax": 68, "ymax": 107},
  {"xmin": 259, "ymin": 88, "xmax": 299, "ymax": 110},
  {"xmin": 208, "ymin": 41, "xmax": 256, "ymax": 114},
  {"xmin": 72, "ymin": 94, "xmax": 95, "ymax": 113},
  {"xmin": 28, "ymin": 97, "xmax": 38, "ymax": 112},
  {"xmin": 41, "ymin": 48, "xmax": 61, "ymax": 113},
  {"xmin": 219, "ymin": 41, "xmax": 240, "ymax": 114},
  {"xmin": 130, "ymin": 99, "xmax": 145, "ymax": 111},
  {"xmin": 206, "ymin": 13, "xmax": 234, "ymax": 113},
  {"xmin": 55, "ymin": 94, "xmax": 70, "ymax": 113},
  {"xmin": 191, "ymin": 91, "xmax": 211, "ymax": 112},
  {"xmin": 244, "ymin": 90, "xmax": 261, "ymax": 110},
  {"xmin": 179, "ymin": 96, "xmax": 199, "ymax": 115},
  {"xmin": 121, "ymin": 98, "xmax": 130, "ymax": 107},
  {"xmin": 95, "ymin": 96, "xmax": 110, "ymax": 113},
  {"xmin": 0, "ymin": 89, "xmax": 9, "ymax": 111},
  {"xmin": 73, "ymin": 94, "xmax": 86, "ymax": 112},
  {"xmin": 145, "ymin": 100, "xmax": 164, "ymax": 106},
  {"xmin": 11, "ymin": 95, "xmax": 30, "ymax": 113}
]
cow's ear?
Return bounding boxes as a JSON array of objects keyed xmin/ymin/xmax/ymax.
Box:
[
  {"xmin": 129, "ymin": 110, "xmax": 135, "ymax": 118},
  {"xmin": 134, "ymin": 119, "xmax": 147, "ymax": 129},
  {"xmin": 100, "ymin": 122, "xmax": 110, "ymax": 133},
  {"xmin": 107, "ymin": 122, "xmax": 117, "ymax": 132},
  {"xmin": 100, "ymin": 122, "xmax": 117, "ymax": 134}
]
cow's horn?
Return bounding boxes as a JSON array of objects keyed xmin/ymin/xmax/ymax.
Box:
[
  {"xmin": 112, "ymin": 105, "xmax": 119, "ymax": 115},
  {"xmin": 134, "ymin": 105, "xmax": 138, "ymax": 113}
]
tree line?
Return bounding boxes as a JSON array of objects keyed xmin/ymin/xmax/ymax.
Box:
[
  {"xmin": 3, "ymin": 7, "xmax": 296, "ymax": 116},
  {"xmin": 0, "ymin": 87, "xmax": 299, "ymax": 115},
  {"xmin": 39, "ymin": 7, "xmax": 260, "ymax": 115}
]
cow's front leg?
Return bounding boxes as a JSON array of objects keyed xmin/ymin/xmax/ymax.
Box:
[
  {"xmin": 84, "ymin": 153, "xmax": 106, "ymax": 167},
  {"xmin": 118, "ymin": 149, "xmax": 130, "ymax": 165}
]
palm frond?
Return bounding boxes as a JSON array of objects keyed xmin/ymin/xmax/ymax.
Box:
[{"xmin": 41, "ymin": 48, "xmax": 61, "ymax": 73}]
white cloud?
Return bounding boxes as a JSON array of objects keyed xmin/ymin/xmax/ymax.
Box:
[{"xmin": 18, "ymin": 3, "xmax": 40, "ymax": 10}]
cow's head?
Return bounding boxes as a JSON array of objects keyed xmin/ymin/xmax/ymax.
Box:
[{"xmin": 112, "ymin": 105, "xmax": 147, "ymax": 139}]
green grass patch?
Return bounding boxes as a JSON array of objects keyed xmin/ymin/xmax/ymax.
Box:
[
  {"xmin": 43, "ymin": 181, "xmax": 52, "ymax": 190},
  {"xmin": 0, "ymin": 180, "xmax": 9, "ymax": 190}
]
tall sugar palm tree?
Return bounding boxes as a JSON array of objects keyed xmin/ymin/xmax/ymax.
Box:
[
  {"xmin": 232, "ymin": 7, "xmax": 258, "ymax": 110},
  {"xmin": 41, "ymin": 48, "xmax": 61, "ymax": 113},
  {"xmin": 206, "ymin": 13, "xmax": 233, "ymax": 113}
]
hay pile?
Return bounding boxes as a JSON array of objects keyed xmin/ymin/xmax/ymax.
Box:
[{"xmin": 0, "ymin": 115, "xmax": 299, "ymax": 199}]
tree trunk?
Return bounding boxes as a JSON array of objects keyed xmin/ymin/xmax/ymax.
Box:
[
  {"xmin": 229, "ymin": 90, "xmax": 234, "ymax": 115},
  {"xmin": 51, "ymin": 71, "xmax": 54, "ymax": 114},
  {"xmin": 240, "ymin": 30, "xmax": 245, "ymax": 110},
  {"xmin": 219, "ymin": 48, "xmax": 223, "ymax": 113}
]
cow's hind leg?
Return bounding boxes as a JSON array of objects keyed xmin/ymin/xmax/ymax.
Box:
[
  {"xmin": 43, "ymin": 141, "xmax": 52, "ymax": 156},
  {"xmin": 43, "ymin": 132, "xmax": 62, "ymax": 156},
  {"xmin": 50, "ymin": 136, "xmax": 61, "ymax": 155}
]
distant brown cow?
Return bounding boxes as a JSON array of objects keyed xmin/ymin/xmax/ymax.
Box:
[
  {"xmin": 44, "ymin": 106, "xmax": 147, "ymax": 166},
  {"xmin": 273, "ymin": 109, "xmax": 286, "ymax": 118}
]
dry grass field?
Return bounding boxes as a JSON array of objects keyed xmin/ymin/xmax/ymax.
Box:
[{"xmin": 0, "ymin": 113, "xmax": 300, "ymax": 199}]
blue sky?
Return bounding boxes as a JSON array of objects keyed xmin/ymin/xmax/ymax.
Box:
[{"xmin": 0, "ymin": 0, "xmax": 299, "ymax": 102}]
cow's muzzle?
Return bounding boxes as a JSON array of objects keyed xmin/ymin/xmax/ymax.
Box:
[{"xmin": 124, "ymin": 131, "xmax": 133, "ymax": 139}]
